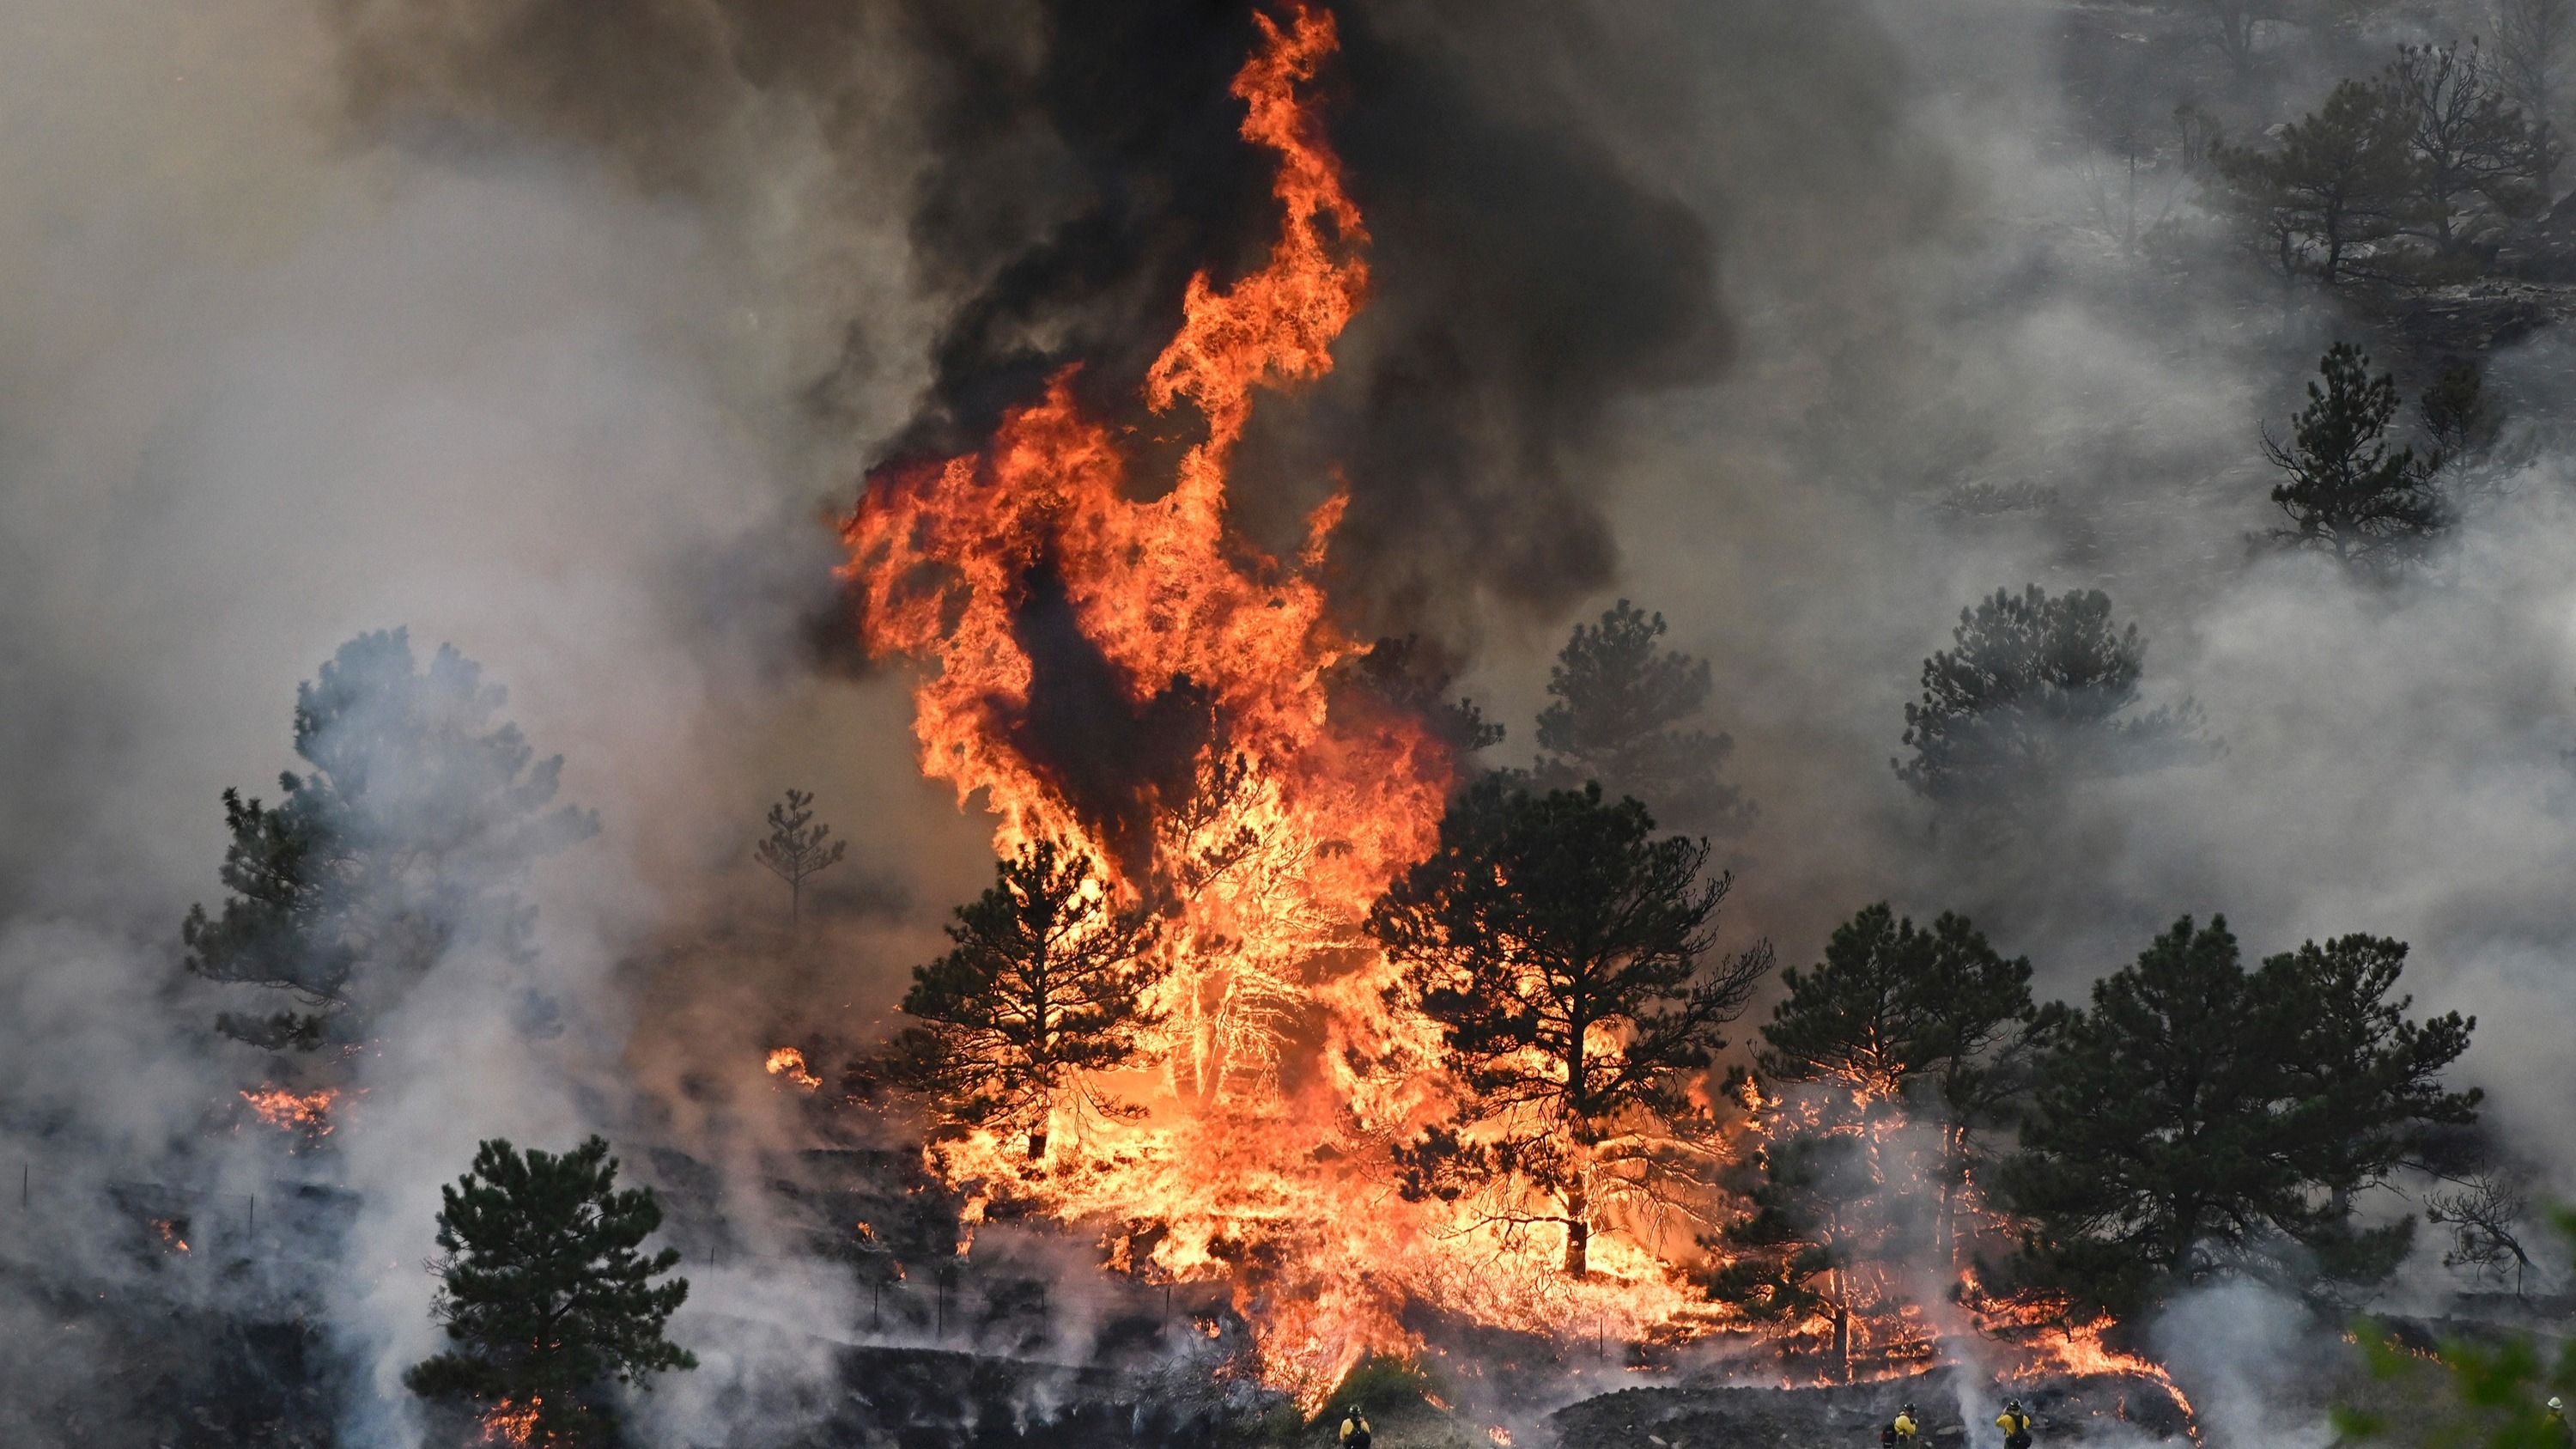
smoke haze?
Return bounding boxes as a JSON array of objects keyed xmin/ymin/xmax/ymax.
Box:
[{"xmin": 3, "ymin": 0, "xmax": 2573, "ymax": 1443}]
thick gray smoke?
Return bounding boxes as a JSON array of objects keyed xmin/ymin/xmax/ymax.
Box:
[{"xmin": 3, "ymin": 0, "xmax": 2573, "ymax": 1443}]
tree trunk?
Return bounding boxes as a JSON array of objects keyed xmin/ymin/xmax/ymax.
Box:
[
  {"xmin": 1832, "ymin": 1300, "xmax": 1852, "ymax": 1383},
  {"xmin": 1028, "ymin": 1129, "xmax": 1048, "ymax": 1161},
  {"xmin": 1564, "ymin": 1188, "xmax": 1590, "ymax": 1277}
]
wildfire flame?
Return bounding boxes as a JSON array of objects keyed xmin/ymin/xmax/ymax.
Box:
[
  {"xmin": 838, "ymin": 0, "xmax": 2188, "ymax": 1413},
  {"xmin": 482, "ymin": 1397, "xmax": 540, "ymax": 1446},
  {"xmin": 151, "ymin": 1217, "xmax": 189, "ymax": 1253},
  {"xmin": 239, "ymin": 1085, "xmax": 338, "ymax": 1136},
  {"xmin": 767, "ymin": 1046, "xmax": 823, "ymax": 1090},
  {"xmin": 838, "ymin": 2, "xmax": 1696, "ymax": 1402}
]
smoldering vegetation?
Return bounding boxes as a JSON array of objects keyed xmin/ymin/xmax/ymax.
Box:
[{"xmin": 2, "ymin": 0, "xmax": 2574, "ymax": 1447}]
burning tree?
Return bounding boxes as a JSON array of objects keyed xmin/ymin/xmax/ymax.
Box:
[
  {"xmin": 890, "ymin": 838, "xmax": 1164, "ymax": 1161},
  {"xmin": 1367, "ymin": 778, "xmax": 1772, "ymax": 1276},
  {"xmin": 1531, "ymin": 600, "xmax": 1750, "ymax": 835},
  {"xmin": 1998, "ymin": 917, "xmax": 2477, "ymax": 1319},
  {"xmin": 752, "ymin": 787, "xmax": 848, "ymax": 928},
  {"xmin": 183, "ymin": 629, "xmax": 598, "ymax": 1051},
  {"xmin": 1707, "ymin": 905, "xmax": 2042, "ymax": 1376},
  {"xmin": 407, "ymin": 1135, "xmax": 695, "ymax": 1447}
]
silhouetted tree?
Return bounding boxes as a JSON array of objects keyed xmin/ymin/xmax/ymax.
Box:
[
  {"xmin": 2387, "ymin": 43, "xmax": 2552, "ymax": 255},
  {"xmin": 407, "ymin": 1136, "xmax": 694, "ymax": 1447},
  {"xmin": 183, "ymin": 629, "xmax": 598, "ymax": 1050},
  {"xmin": 1327, "ymin": 634, "xmax": 1505, "ymax": 758},
  {"xmin": 1532, "ymin": 600, "xmax": 1751, "ymax": 834},
  {"xmin": 1999, "ymin": 917, "xmax": 2477, "ymax": 1319},
  {"xmin": 753, "ymin": 788, "xmax": 848, "ymax": 928},
  {"xmin": 1894, "ymin": 586, "xmax": 2207, "ymax": 810},
  {"xmin": 1368, "ymin": 778, "xmax": 1772, "ymax": 1275},
  {"xmin": 1704, "ymin": 1088, "xmax": 1891, "ymax": 1380},
  {"xmin": 2214, "ymin": 78, "xmax": 2426, "ymax": 291},
  {"xmin": 2263, "ymin": 343, "xmax": 2445, "ymax": 564},
  {"xmin": 890, "ymin": 839, "xmax": 1163, "ymax": 1161}
]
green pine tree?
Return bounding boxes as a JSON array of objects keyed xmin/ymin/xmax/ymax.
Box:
[
  {"xmin": 1367, "ymin": 777, "xmax": 1772, "ymax": 1275},
  {"xmin": 1997, "ymin": 917, "xmax": 2478, "ymax": 1320},
  {"xmin": 183, "ymin": 629, "xmax": 598, "ymax": 1050},
  {"xmin": 889, "ymin": 838, "xmax": 1164, "ymax": 1162},
  {"xmin": 406, "ymin": 1136, "xmax": 695, "ymax": 1447}
]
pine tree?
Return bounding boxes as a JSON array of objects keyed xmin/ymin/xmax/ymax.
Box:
[
  {"xmin": 1367, "ymin": 778, "xmax": 1772, "ymax": 1275},
  {"xmin": 2263, "ymin": 343, "xmax": 2445, "ymax": 565},
  {"xmin": 890, "ymin": 838, "xmax": 1164, "ymax": 1161},
  {"xmin": 406, "ymin": 1136, "xmax": 695, "ymax": 1447},
  {"xmin": 753, "ymin": 788, "xmax": 849, "ymax": 928},
  {"xmin": 2387, "ymin": 43, "xmax": 2552, "ymax": 256},
  {"xmin": 1532, "ymin": 600, "xmax": 1751, "ymax": 834},
  {"xmin": 1704, "ymin": 1088, "xmax": 1889, "ymax": 1380},
  {"xmin": 183, "ymin": 630, "xmax": 598, "ymax": 1050},
  {"xmin": 2212, "ymin": 78, "xmax": 2426, "ymax": 291},
  {"xmin": 1893, "ymin": 585, "xmax": 2206, "ymax": 810},
  {"xmin": 1997, "ymin": 917, "xmax": 2478, "ymax": 1319},
  {"xmin": 1755, "ymin": 905, "xmax": 2044, "ymax": 1269}
]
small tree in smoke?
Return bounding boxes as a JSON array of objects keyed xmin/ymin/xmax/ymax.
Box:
[
  {"xmin": 183, "ymin": 629, "xmax": 598, "ymax": 1050},
  {"xmin": 890, "ymin": 838, "xmax": 1164, "ymax": 1162},
  {"xmin": 2424, "ymin": 1157, "xmax": 2543, "ymax": 1295},
  {"xmin": 1893, "ymin": 585, "xmax": 2208, "ymax": 813},
  {"xmin": 1997, "ymin": 916, "xmax": 2478, "ymax": 1320},
  {"xmin": 1532, "ymin": 600, "xmax": 1752, "ymax": 835},
  {"xmin": 2263, "ymin": 343, "xmax": 2446, "ymax": 565},
  {"xmin": 1367, "ymin": 778, "xmax": 1772, "ymax": 1276},
  {"xmin": 753, "ymin": 788, "xmax": 848, "ymax": 928},
  {"xmin": 407, "ymin": 1135, "xmax": 695, "ymax": 1447}
]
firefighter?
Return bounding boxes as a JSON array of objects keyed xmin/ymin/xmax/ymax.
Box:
[
  {"xmin": 1339, "ymin": 1404, "xmax": 1373, "ymax": 1449},
  {"xmin": 2545, "ymin": 1397, "xmax": 2567, "ymax": 1446},
  {"xmin": 1997, "ymin": 1398, "xmax": 2033, "ymax": 1449},
  {"xmin": 1883, "ymin": 1402, "xmax": 1921, "ymax": 1449}
]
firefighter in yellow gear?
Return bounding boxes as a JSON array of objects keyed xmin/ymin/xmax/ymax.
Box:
[
  {"xmin": 1997, "ymin": 1398, "xmax": 2033, "ymax": 1449},
  {"xmin": 1887, "ymin": 1403, "xmax": 1920, "ymax": 1448},
  {"xmin": 1339, "ymin": 1405, "xmax": 1373, "ymax": 1449},
  {"xmin": 2544, "ymin": 1397, "xmax": 2567, "ymax": 1446}
]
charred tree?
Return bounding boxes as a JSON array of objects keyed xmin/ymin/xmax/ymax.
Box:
[
  {"xmin": 182, "ymin": 629, "xmax": 598, "ymax": 1051},
  {"xmin": 407, "ymin": 1136, "xmax": 694, "ymax": 1447},
  {"xmin": 753, "ymin": 788, "xmax": 849, "ymax": 928},
  {"xmin": 2262, "ymin": 343, "xmax": 2445, "ymax": 567},
  {"xmin": 1368, "ymin": 778, "xmax": 1771, "ymax": 1276},
  {"xmin": 891, "ymin": 838, "xmax": 1164, "ymax": 1161},
  {"xmin": 1531, "ymin": 600, "xmax": 1751, "ymax": 835},
  {"xmin": 2386, "ymin": 43, "xmax": 2552, "ymax": 257}
]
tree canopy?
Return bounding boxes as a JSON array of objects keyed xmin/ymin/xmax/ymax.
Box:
[
  {"xmin": 1533, "ymin": 600, "xmax": 1750, "ymax": 834},
  {"xmin": 183, "ymin": 629, "xmax": 598, "ymax": 1050},
  {"xmin": 890, "ymin": 837, "xmax": 1164, "ymax": 1161},
  {"xmin": 406, "ymin": 1135, "xmax": 694, "ymax": 1447},
  {"xmin": 1368, "ymin": 777, "xmax": 1771, "ymax": 1275},
  {"xmin": 1998, "ymin": 916, "xmax": 2476, "ymax": 1319},
  {"xmin": 1894, "ymin": 585, "xmax": 2206, "ymax": 809}
]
